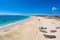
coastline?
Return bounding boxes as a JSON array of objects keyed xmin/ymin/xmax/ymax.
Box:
[
  {"xmin": 0, "ymin": 16, "xmax": 60, "ymax": 40},
  {"xmin": 0, "ymin": 16, "xmax": 31, "ymax": 34},
  {"xmin": 0, "ymin": 16, "xmax": 30, "ymax": 28}
]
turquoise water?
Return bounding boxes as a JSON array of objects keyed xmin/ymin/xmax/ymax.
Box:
[{"xmin": 0, "ymin": 15, "xmax": 30, "ymax": 26}]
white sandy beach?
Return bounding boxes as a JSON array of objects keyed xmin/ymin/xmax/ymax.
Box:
[{"xmin": 0, "ymin": 16, "xmax": 60, "ymax": 40}]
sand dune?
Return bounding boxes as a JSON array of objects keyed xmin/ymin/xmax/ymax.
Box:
[{"xmin": 0, "ymin": 16, "xmax": 60, "ymax": 40}]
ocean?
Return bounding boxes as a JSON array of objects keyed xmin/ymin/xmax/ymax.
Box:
[{"xmin": 0, "ymin": 15, "xmax": 30, "ymax": 27}]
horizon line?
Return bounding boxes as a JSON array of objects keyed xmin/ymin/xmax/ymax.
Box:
[{"xmin": 0, "ymin": 12, "xmax": 60, "ymax": 16}]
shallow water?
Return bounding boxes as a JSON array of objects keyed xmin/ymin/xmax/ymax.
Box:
[{"xmin": 0, "ymin": 15, "xmax": 30, "ymax": 26}]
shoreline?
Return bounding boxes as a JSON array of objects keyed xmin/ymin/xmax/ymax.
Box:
[
  {"xmin": 0, "ymin": 16, "xmax": 31, "ymax": 28},
  {"xmin": 0, "ymin": 16, "xmax": 31, "ymax": 34}
]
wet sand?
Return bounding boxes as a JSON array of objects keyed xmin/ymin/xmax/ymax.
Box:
[{"xmin": 0, "ymin": 16, "xmax": 60, "ymax": 40}]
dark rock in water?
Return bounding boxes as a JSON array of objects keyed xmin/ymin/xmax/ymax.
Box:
[{"xmin": 3, "ymin": 20, "xmax": 6, "ymax": 22}]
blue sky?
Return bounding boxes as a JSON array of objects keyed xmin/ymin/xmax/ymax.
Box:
[{"xmin": 0, "ymin": 0, "xmax": 60, "ymax": 15}]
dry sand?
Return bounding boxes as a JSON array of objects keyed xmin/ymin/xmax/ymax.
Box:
[{"xmin": 0, "ymin": 16, "xmax": 60, "ymax": 40}]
